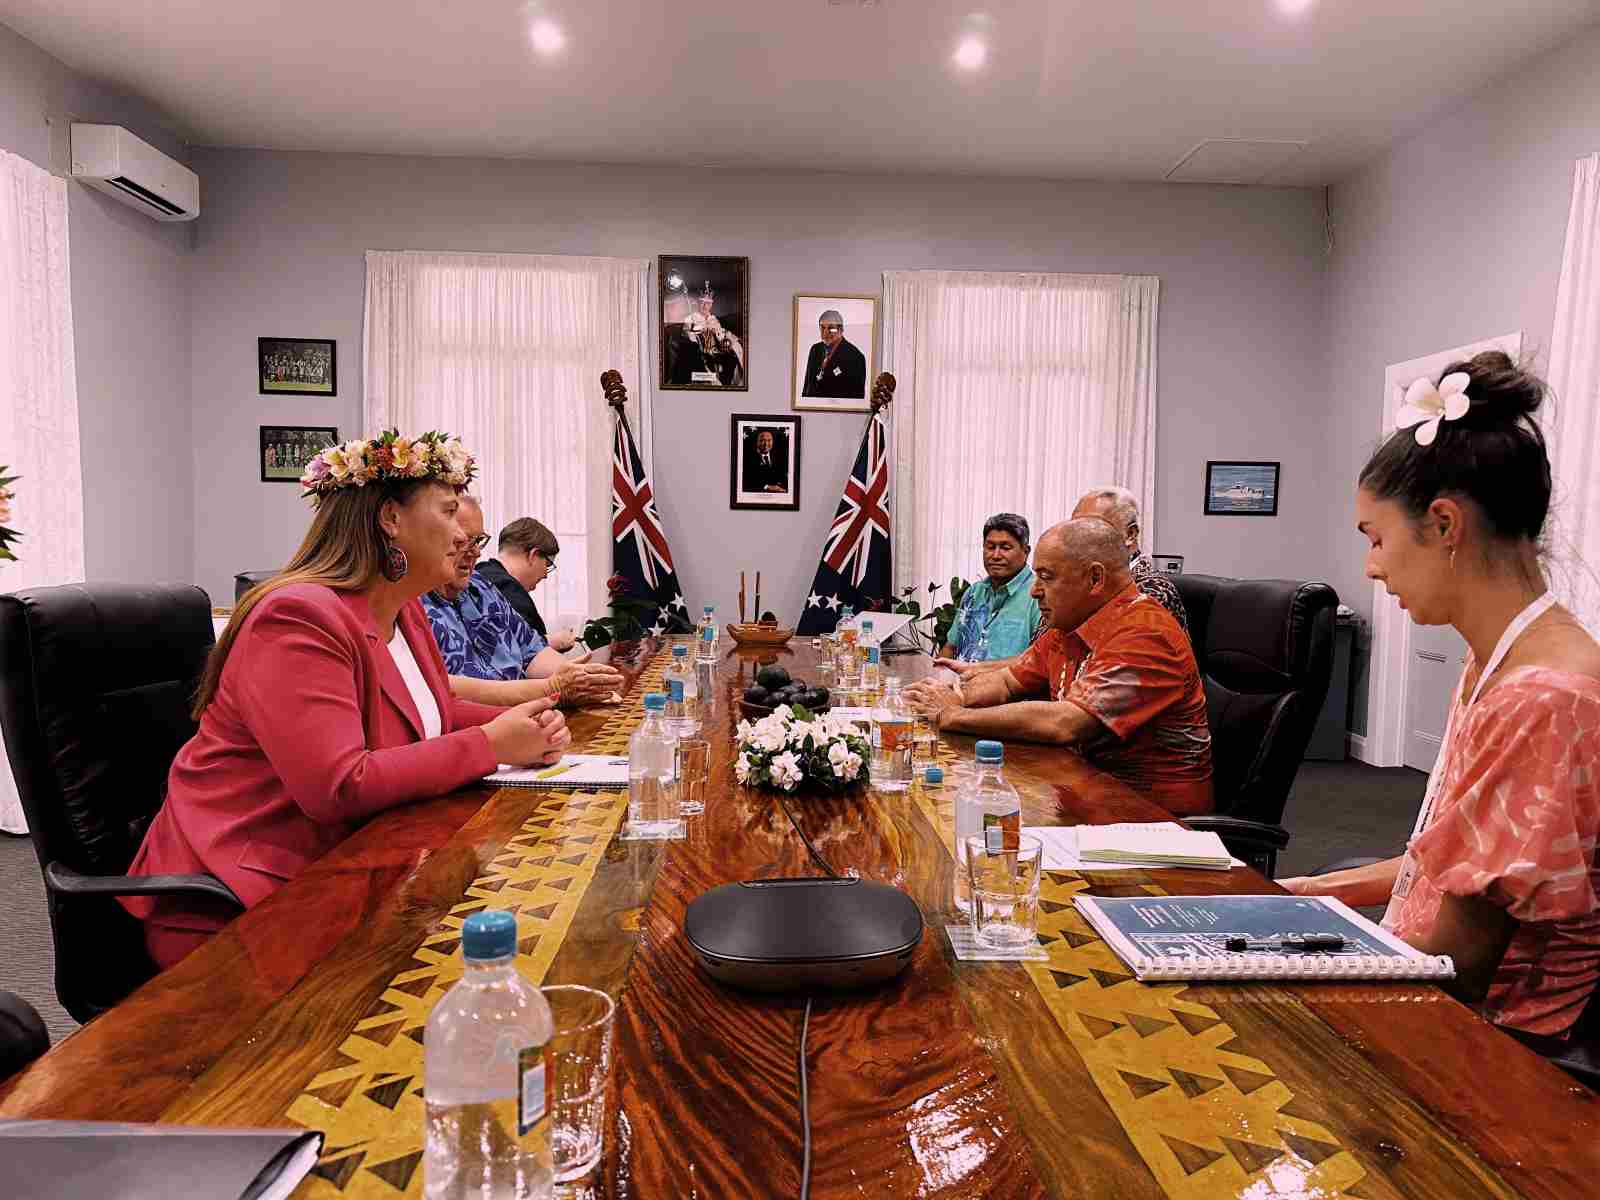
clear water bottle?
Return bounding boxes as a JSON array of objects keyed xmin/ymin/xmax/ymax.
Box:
[
  {"xmin": 860, "ymin": 619, "xmax": 880, "ymax": 694},
  {"xmin": 870, "ymin": 677, "xmax": 914, "ymax": 792},
  {"xmin": 696, "ymin": 605, "xmax": 719, "ymax": 663},
  {"xmin": 834, "ymin": 606, "xmax": 861, "ymax": 689},
  {"xmin": 424, "ymin": 910, "xmax": 554, "ymax": 1200},
  {"xmin": 628, "ymin": 692, "xmax": 680, "ymax": 837},
  {"xmin": 664, "ymin": 645, "xmax": 700, "ymax": 734},
  {"xmin": 952, "ymin": 740, "xmax": 1020, "ymax": 913}
]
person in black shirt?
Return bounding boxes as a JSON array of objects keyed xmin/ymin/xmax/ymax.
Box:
[
  {"xmin": 476, "ymin": 517, "xmax": 577, "ymax": 650},
  {"xmin": 800, "ymin": 308, "xmax": 867, "ymax": 400}
]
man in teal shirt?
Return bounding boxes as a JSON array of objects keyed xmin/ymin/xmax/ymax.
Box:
[{"xmin": 937, "ymin": 513, "xmax": 1041, "ymax": 661}]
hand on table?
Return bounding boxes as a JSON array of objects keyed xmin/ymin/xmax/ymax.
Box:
[
  {"xmin": 932, "ymin": 657, "xmax": 986, "ymax": 679},
  {"xmin": 552, "ymin": 662, "xmax": 626, "ymax": 705},
  {"xmin": 904, "ymin": 680, "xmax": 964, "ymax": 727},
  {"xmin": 484, "ymin": 698, "xmax": 571, "ymax": 766}
]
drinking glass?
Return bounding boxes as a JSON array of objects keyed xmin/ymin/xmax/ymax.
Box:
[
  {"xmin": 540, "ymin": 985, "xmax": 617, "ymax": 1183},
  {"xmin": 910, "ymin": 711, "xmax": 937, "ymax": 767},
  {"xmin": 675, "ymin": 737, "xmax": 710, "ymax": 816},
  {"xmin": 963, "ymin": 834, "xmax": 1043, "ymax": 950}
]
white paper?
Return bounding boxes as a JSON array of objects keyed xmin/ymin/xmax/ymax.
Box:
[{"xmin": 1024, "ymin": 824, "xmax": 1243, "ymax": 871}]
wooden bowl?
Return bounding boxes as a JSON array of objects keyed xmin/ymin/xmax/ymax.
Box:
[{"xmin": 727, "ymin": 622, "xmax": 795, "ymax": 648}]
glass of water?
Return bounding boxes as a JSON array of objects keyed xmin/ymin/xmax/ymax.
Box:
[
  {"xmin": 963, "ymin": 834, "xmax": 1043, "ymax": 951},
  {"xmin": 540, "ymin": 984, "xmax": 617, "ymax": 1183},
  {"xmin": 675, "ymin": 737, "xmax": 710, "ymax": 815}
]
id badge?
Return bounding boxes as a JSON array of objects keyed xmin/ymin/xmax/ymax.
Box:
[{"xmin": 1391, "ymin": 851, "xmax": 1417, "ymax": 902}]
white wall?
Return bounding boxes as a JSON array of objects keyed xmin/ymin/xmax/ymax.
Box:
[
  {"xmin": 1326, "ymin": 23, "xmax": 1600, "ymax": 734},
  {"xmin": 188, "ymin": 148, "xmax": 1330, "ymax": 617},
  {"xmin": 0, "ymin": 20, "xmax": 194, "ymax": 586}
]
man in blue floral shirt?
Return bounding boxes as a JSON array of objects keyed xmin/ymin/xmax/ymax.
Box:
[{"xmin": 423, "ymin": 496, "xmax": 623, "ymax": 704}]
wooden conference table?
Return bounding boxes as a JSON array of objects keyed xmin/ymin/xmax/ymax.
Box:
[{"xmin": 3, "ymin": 641, "xmax": 1597, "ymax": 1198}]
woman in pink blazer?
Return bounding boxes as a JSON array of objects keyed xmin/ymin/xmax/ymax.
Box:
[{"xmin": 124, "ymin": 431, "xmax": 569, "ymax": 968}]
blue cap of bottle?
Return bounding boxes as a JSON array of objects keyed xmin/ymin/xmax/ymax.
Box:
[
  {"xmin": 672, "ymin": 644, "xmax": 688, "ymax": 657},
  {"xmin": 862, "ymin": 618, "xmax": 874, "ymax": 630},
  {"xmin": 643, "ymin": 692, "xmax": 667, "ymax": 711},
  {"xmin": 924, "ymin": 766, "xmax": 944, "ymax": 786},
  {"xmin": 703, "ymin": 605, "xmax": 715, "ymax": 614},
  {"xmin": 462, "ymin": 910, "xmax": 517, "ymax": 960},
  {"xmin": 975, "ymin": 739, "xmax": 1004, "ymax": 763}
]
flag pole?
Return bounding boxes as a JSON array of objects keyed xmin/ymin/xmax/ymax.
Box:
[{"xmin": 869, "ymin": 372, "xmax": 896, "ymax": 612}]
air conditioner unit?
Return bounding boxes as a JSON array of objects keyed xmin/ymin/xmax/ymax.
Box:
[{"xmin": 70, "ymin": 124, "xmax": 199, "ymax": 222}]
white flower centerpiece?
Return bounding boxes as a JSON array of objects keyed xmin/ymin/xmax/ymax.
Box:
[{"xmin": 735, "ymin": 704, "xmax": 870, "ymax": 793}]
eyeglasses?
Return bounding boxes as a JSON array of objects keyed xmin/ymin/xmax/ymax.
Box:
[
  {"xmin": 461, "ymin": 533, "xmax": 491, "ymax": 554},
  {"xmin": 537, "ymin": 552, "xmax": 558, "ymax": 572}
]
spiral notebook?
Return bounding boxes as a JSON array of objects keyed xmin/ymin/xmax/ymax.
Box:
[
  {"xmin": 484, "ymin": 755, "xmax": 629, "ymax": 790},
  {"xmin": 1073, "ymin": 894, "xmax": 1456, "ymax": 982}
]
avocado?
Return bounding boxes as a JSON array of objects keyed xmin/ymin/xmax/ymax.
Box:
[
  {"xmin": 743, "ymin": 686, "xmax": 772, "ymax": 706},
  {"xmin": 755, "ymin": 665, "xmax": 791, "ymax": 690}
]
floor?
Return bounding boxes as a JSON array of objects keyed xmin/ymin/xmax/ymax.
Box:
[{"xmin": 0, "ymin": 757, "xmax": 1426, "ymax": 1052}]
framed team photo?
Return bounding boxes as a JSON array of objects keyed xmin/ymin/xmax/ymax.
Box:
[
  {"xmin": 659, "ymin": 255, "xmax": 749, "ymax": 391},
  {"xmin": 791, "ymin": 293, "xmax": 877, "ymax": 413},
  {"xmin": 1204, "ymin": 460, "xmax": 1280, "ymax": 516},
  {"xmin": 730, "ymin": 413, "xmax": 801, "ymax": 511},
  {"xmin": 261, "ymin": 425, "xmax": 338, "ymax": 483},
  {"xmin": 258, "ymin": 337, "xmax": 336, "ymax": 395}
]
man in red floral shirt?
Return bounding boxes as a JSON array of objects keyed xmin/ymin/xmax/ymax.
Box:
[{"xmin": 906, "ymin": 518, "xmax": 1213, "ymax": 815}]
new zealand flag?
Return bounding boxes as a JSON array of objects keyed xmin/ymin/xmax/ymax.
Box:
[
  {"xmin": 611, "ymin": 411, "xmax": 691, "ymax": 635},
  {"xmin": 797, "ymin": 411, "xmax": 892, "ymax": 634}
]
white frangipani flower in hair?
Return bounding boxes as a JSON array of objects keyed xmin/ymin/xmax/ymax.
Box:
[{"xmin": 1395, "ymin": 372, "xmax": 1471, "ymax": 447}]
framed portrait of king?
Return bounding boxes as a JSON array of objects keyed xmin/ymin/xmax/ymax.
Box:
[
  {"xmin": 659, "ymin": 255, "xmax": 749, "ymax": 391},
  {"xmin": 791, "ymin": 293, "xmax": 878, "ymax": 413}
]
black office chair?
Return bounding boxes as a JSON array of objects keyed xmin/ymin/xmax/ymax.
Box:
[
  {"xmin": 234, "ymin": 570, "xmax": 277, "ymax": 604},
  {"xmin": 1173, "ymin": 574, "xmax": 1339, "ymax": 877},
  {"xmin": 0, "ymin": 990, "xmax": 48, "ymax": 1079},
  {"xmin": 0, "ymin": 583, "xmax": 242, "ymax": 1024}
]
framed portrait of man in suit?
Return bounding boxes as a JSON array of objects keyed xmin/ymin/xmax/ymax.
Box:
[
  {"xmin": 791, "ymin": 293, "xmax": 878, "ymax": 413},
  {"xmin": 730, "ymin": 414, "xmax": 802, "ymax": 511}
]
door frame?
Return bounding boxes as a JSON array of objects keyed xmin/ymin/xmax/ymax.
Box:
[{"xmin": 1363, "ymin": 332, "xmax": 1523, "ymax": 768}]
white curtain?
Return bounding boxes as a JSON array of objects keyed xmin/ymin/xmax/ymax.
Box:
[
  {"xmin": 1549, "ymin": 154, "xmax": 1600, "ymax": 633},
  {"xmin": 364, "ymin": 251, "xmax": 652, "ymax": 628},
  {"xmin": 0, "ymin": 151, "xmax": 84, "ymax": 833},
  {"xmin": 882, "ymin": 270, "xmax": 1159, "ymax": 603}
]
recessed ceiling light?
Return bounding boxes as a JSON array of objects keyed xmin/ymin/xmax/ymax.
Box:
[
  {"xmin": 953, "ymin": 36, "xmax": 987, "ymax": 70},
  {"xmin": 1275, "ymin": 0, "xmax": 1316, "ymax": 16},
  {"xmin": 529, "ymin": 18, "xmax": 566, "ymax": 55}
]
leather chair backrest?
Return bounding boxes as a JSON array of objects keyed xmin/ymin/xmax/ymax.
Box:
[
  {"xmin": 0, "ymin": 583, "xmax": 215, "ymax": 878},
  {"xmin": 1172, "ymin": 574, "xmax": 1337, "ymax": 824},
  {"xmin": 234, "ymin": 570, "xmax": 278, "ymax": 604}
]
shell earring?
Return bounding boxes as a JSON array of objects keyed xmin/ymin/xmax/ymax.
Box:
[
  {"xmin": 382, "ymin": 541, "xmax": 410, "ymax": 582},
  {"xmin": 1449, "ymin": 546, "xmax": 1457, "ymax": 572}
]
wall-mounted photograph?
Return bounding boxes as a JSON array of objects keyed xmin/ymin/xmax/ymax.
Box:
[
  {"xmin": 258, "ymin": 337, "xmax": 336, "ymax": 395},
  {"xmin": 1204, "ymin": 460, "xmax": 1280, "ymax": 516},
  {"xmin": 791, "ymin": 293, "xmax": 877, "ymax": 412},
  {"xmin": 261, "ymin": 425, "xmax": 339, "ymax": 483},
  {"xmin": 730, "ymin": 413, "xmax": 801, "ymax": 511},
  {"xmin": 660, "ymin": 255, "xmax": 748, "ymax": 390}
]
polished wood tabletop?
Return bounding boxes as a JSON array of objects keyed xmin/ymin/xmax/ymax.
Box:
[{"xmin": 3, "ymin": 641, "xmax": 1596, "ymax": 1199}]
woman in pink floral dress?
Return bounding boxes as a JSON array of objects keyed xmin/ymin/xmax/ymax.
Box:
[{"xmin": 1283, "ymin": 352, "xmax": 1600, "ymax": 1041}]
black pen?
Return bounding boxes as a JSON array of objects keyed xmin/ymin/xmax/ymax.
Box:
[{"xmin": 1224, "ymin": 933, "xmax": 1346, "ymax": 953}]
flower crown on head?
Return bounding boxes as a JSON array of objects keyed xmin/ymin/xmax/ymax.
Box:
[
  {"xmin": 299, "ymin": 429, "xmax": 477, "ymax": 500},
  {"xmin": 1395, "ymin": 372, "xmax": 1471, "ymax": 447}
]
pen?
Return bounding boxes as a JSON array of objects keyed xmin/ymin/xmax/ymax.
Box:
[
  {"xmin": 533, "ymin": 761, "xmax": 576, "ymax": 780},
  {"xmin": 1224, "ymin": 934, "xmax": 1345, "ymax": 953}
]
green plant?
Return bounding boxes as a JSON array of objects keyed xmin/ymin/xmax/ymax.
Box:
[
  {"xmin": 891, "ymin": 577, "xmax": 971, "ymax": 652},
  {"xmin": 0, "ymin": 467, "xmax": 18, "ymax": 564},
  {"xmin": 580, "ymin": 574, "xmax": 692, "ymax": 647}
]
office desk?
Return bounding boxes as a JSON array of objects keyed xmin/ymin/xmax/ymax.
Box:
[{"xmin": 3, "ymin": 643, "xmax": 1595, "ymax": 1198}]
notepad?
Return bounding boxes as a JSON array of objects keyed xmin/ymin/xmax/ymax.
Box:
[
  {"xmin": 1024, "ymin": 823, "xmax": 1242, "ymax": 871},
  {"xmin": 484, "ymin": 755, "xmax": 630, "ymax": 790},
  {"xmin": 1073, "ymin": 823, "xmax": 1232, "ymax": 869},
  {"xmin": 1073, "ymin": 894, "xmax": 1456, "ymax": 982}
]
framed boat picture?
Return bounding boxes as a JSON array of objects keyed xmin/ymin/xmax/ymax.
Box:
[{"xmin": 1204, "ymin": 461, "xmax": 1280, "ymax": 516}]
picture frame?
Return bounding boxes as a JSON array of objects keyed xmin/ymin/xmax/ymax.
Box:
[
  {"xmin": 260, "ymin": 425, "xmax": 339, "ymax": 483},
  {"xmin": 258, "ymin": 337, "xmax": 336, "ymax": 396},
  {"xmin": 659, "ymin": 255, "xmax": 749, "ymax": 391},
  {"xmin": 729, "ymin": 413, "xmax": 801, "ymax": 511},
  {"xmin": 791, "ymin": 293, "xmax": 878, "ymax": 413},
  {"xmin": 1204, "ymin": 461, "xmax": 1280, "ymax": 516}
]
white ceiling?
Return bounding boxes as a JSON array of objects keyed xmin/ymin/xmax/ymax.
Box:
[{"xmin": 5, "ymin": 0, "xmax": 1598, "ymax": 186}]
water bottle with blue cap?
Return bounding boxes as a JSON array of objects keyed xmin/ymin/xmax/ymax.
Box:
[
  {"xmin": 424, "ymin": 909, "xmax": 554, "ymax": 1198},
  {"xmin": 952, "ymin": 740, "xmax": 1020, "ymax": 912},
  {"xmin": 628, "ymin": 692, "xmax": 680, "ymax": 837}
]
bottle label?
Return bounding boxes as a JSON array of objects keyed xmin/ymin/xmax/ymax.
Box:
[
  {"xmin": 669, "ymin": 679, "xmax": 684, "ymax": 702},
  {"xmin": 879, "ymin": 721, "xmax": 908, "ymax": 752},
  {"xmin": 982, "ymin": 809, "xmax": 1020, "ymax": 852},
  {"xmin": 867, "ymin": 647, "xmax": 881, "ymax": 664},
  {"xmin": 518, "ymin": 1045, "xmax": 550, "ymax": 1135}
]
